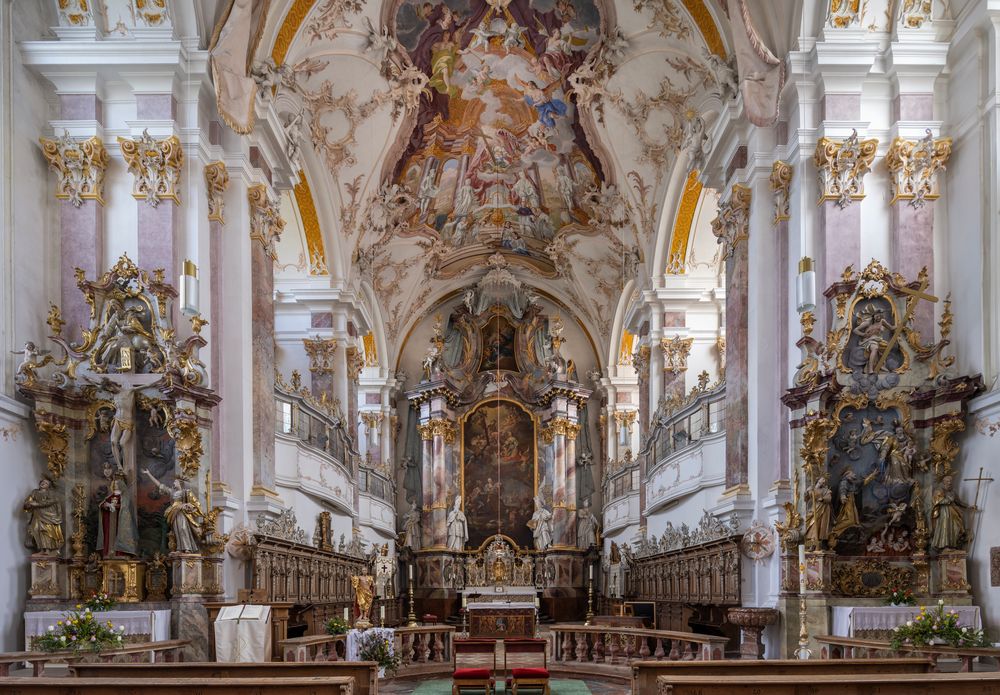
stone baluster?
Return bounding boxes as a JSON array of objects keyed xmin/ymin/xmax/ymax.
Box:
[
  {"xmin": 592, "ymin": 632, "xmax": 604, "ymax": 663},
  {"xmin": 561, "ymin": 631, "xmax": 573, "ymax": 661},
  {"xmin": 574, "ymin": 632, "xmax": 588, "ymax": 662},
  {"xmin": 653, "ymin": 637, "xmax": 665, "ymax": 659}
]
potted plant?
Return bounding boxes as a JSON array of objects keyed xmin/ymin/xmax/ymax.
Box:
[
  {"xmin": 885, "ymin": 586, "xmax": 916, "ymax": 606},
  {"xmin": 35, "ymin": 606, "xmax": 126, "ymax": 653},
  {"xmin": 891, "ymin": 600, "xmax": 989, "ymax": 650},
  {"xmin": 356, "ymin": 627, "xmax": 401, "ymax": 678},
  {"xmin": 324, "ymin": 616, "xmax": 350, "ymax": 636},
  {"xmin": 83, "ymin": 592, "xmax": 116, "ymax": 612}
]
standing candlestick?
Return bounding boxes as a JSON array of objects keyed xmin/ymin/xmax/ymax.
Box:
[
  {"xmin": 406, "ymin": 567, "xmax": 418, "ymax": 627},
  {"xmin": 584, "ymin": 573, "xmax": 594, "ymax": 626},
  {"xmin": 380, "ymin": 604, "xmax": 385, "ymax": 628}
]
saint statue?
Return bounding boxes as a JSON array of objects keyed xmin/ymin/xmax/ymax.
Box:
[
  {"xmin": 804, "ymin": 477, "xmax": 832, "ymax": 549},
  {"xmin": 931, "ymin": 474, "xmax": 969, "ymax": 550},
  {"xmin": 402, "ymin": 501, "xmax": 422, "ymax": 551},
  {"xmin": 528, "ymin": 495, "xmax": 553, "ymax": 550},
  {"xmin": 829, "ymin": 469, "xmax": 860, "ymax": 545},
  {"xmin": 143, "ymin": 469, "xmax": 203, "ymax": 553},
  {"xmin": 446, "ymin": 496, "xmax": 468, "ymax": 551},
  {"xmin": 98, "ymin": 462, "xmax": 138, "ymax": 557},
  {"xmin": 576, "ymin": 499, "xmax": 600, "ymax": 549},
  {"xmin": 861, "ymin": 419, "xmax": 917, "ymax": 486},
  {"xmin": 852, "ymin": 306, "xmax": 895, "ymax": 374},
  {"xmin": 351, "ymin": 574, "xmax": 375, "ymax": 628},
  {"xmin": 22, "ymin": 478, "xmax": 64, "ymax": 553}
]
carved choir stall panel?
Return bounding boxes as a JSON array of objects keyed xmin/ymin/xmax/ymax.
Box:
[{"xmin": 779, "ymin": 260, "xmax": 983, "ymax": 651}]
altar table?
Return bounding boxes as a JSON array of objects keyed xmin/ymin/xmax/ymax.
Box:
[
  {"xmin": 467, "ymin": 602, "xmax": 536, "ymax": 639},
  {"xmin": 25, "ymin": 610, "xmax": 170, "ymax": 648},
  {"xmin": 831, "ymin": 605, "xmax": 981, "ymax": 639}
]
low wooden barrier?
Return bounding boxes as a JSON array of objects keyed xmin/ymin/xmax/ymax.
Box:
[
  {"xmin": 550, "ymin": 625, "xmax": 728, "ymax": 665},
  {"xmin": 632, "ymin": 657, "xmax": 932, "ymax": 694},
  {"xmin": 817, "ymin": 634, "xmax": 1000, "ymax": 672},
  {"xmin": 655, "ymin": 672, "xmax": 1000, "ymax": 695},
  {"xmin": 0, "ymin": 639, "xmax": 189, "ymax": 677},
  {"xmin": 69, "ymin": 661, "xmax": 378, "ymax": 695},
  {"xmin": 394, "ymin": 624, "xmax": 455, "ymax": 674},
  {"xmin": 278, "ymin": 633, "xmax": 347, "ymax": 662},
  {"xmin": 0, "ymin": 675, "xmax": 355, "ymax": 694}
]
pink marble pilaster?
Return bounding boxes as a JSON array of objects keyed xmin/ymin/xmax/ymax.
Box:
[
  {"xmin": 663, "ymin": 370, "xmax": 685, "ymax": 401},
  {"xmin": 251, "ymin": 241, "xmax": 276, "ymax": 492},
  {"xmin": 818, "ymin": 204, "xmax": 861, "ymax": 294},
  {"xmin": 776, "ymin": 218, "xmax": 790, "ymax": 481},
  {"xmin": 891, "ymin": 202, "xmax": 935, "ymax": 337},
  {"xmin": 137, "ymin": 202, "xmax": 179, "ymax": 281},
  {"xmin": 60, "ymin": 199, "xmax": 104, "ymax": 343},
  {"xmin": 724, "ymin": 240, "xmax": 749, "ymax": 489},
  {"xmin": 209, "ymin": 218, "xmax": 224, "ymax": 481}
]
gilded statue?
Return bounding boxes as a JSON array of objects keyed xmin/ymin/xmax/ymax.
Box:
[
  {"xmin": 861, "ymin": 418, "xmax": 918, "ymax": 486},
  {"xmin": 829, "ymin": 469, "xmax": 860, "ymax": 546},
  {"xmin": 351, "ymin": 574, "xmax": 375, "ymax": 628},
  {"xmin": 805, "ymin": 476, "xmax": 832, "ymax": 549},
  {"xmin": 143, "ymin": 468, "xmax": 203, "ymax": 553},
  {"xmin": 22, "ymin": 478, "xmax": 64, "ymax": 553},
  {"xmin": 931, "ymin": 474, "xmax": 969, "ymax": 550}
]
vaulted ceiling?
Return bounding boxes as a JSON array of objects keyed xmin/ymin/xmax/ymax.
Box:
[{"xmin": 257, "ymin": 0, "xmax": 737, "ymax": 362}]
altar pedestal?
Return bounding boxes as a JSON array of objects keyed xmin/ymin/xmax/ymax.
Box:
[
  {"xmin": 468, "ymin": 602, "xmax": 535, "ymax": 638},
  {"xmin": 934, "ymin": 550, "xmax": 971, "ymax": 595},
  {"xmin": 29, "ymin": 556, "xmax": 68, "ymax": 600}
]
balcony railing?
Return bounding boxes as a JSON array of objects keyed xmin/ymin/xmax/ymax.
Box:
[
  {"xmin": 641, "ymin": 380, "xmax": 726, "ymax": 475},
  {"xmin": 275, "ymin": 373, "xmax": 356, "ymax": 472}
]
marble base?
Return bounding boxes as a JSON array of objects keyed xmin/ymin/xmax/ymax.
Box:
[
  {"xmin": 170, "ymin": 553, "xmax": 222, "ymax": 599},
  {"xmin": 29, "ymin": 555, "xmax": 68, "ymax": 600},
  {"xmin": 933, "ymin": 549, "xmax": 970, "ymax": 595},
  {"xmin": 803, "ymin": 550, "xmax": 835, "ymax": 594},
  {"xmin": 172, "ymin": 600, "xmax": 209, "ymax": 661}
]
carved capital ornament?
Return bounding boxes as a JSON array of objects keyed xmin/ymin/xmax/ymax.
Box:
[
  {"xmin": 770, "ymin": 160, "xmax": 792, "ymax": 223},
  {"xmin": 204, "ymin": 161, "xmax": 229, "ymax": 223},
  {"xmin": 248, "ymin": 184, "xmax": 285, "ymax": 260},
  {"xmin": 39, "ymin": 133, "xmax": 109, "ymax": 207},
  {"xmin": 886, "ymin": 131, "xmax": 952, "ymax": 208},
  {"xmin": 118, "ymin": 130, "xmax": 184, "ymax": 207},
  {"xmin": 711, "ymin": 184, "xmax": 751, "ymax": 260},
  {"xmin": 814, "ymin": 130, "xmax": 878, "ymax": 208}
]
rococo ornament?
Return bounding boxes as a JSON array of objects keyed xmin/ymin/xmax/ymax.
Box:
[
  {"xmin": 886, "ymin": 130, "xmax": 952, "ymax": 208},
  {"xmin": 741, "ymin": 520, "xmax": 776, "ymax": 565},
  {"xmin": 248, "ymin": 184, "xmax": 286, "ymax": 260},
  {"xmin": 814, "ymin": 129, "xmax": 878, "ymax": 208},
  {"xmin": 769, "ymin": 160, "xmax": 792, "ymax": 223},
  {"xmin": 711, "ymin": 184, "xmax": 751, "ymax": 260},
  {"xmin": 167, "ymin": 408, "xmax": 204, "ymax": 481},
  {"xmin": 39, "ymin": 132, "xmax": 109, "ymax": 208},
  {"xmin": 303, "ymin": 336, "xmax": 338, "ymax": 375},
  {"xmin": 417, "ymin": 418, "xmax": 457, "ymax": 444},
  {"xmin": 118, "ymin": 130, "xmax": 184, "ymax": 207},
  {"xmin": 204, "ymin": 161, "xmax": 229, "ymax": 223},
  {"xmin": 661, "ymin": 335, "xmax": 694, "ymax": 373}
]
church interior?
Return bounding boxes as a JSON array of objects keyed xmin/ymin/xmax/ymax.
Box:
[{"xmin": 1, "ymin": 0, "xmax": 1000, "ymax": 693}]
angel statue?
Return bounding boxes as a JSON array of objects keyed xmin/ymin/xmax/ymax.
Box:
[
  {"xmin": 142, "ymin": 468, "xmax": 203, "ymax": 553},
  {"xmin": 351, "ymin": 574, "xmax": 375, "ymax": 628},
  {"xmin": 13, "ymin": 341, "xmax": 51, "ymax": 386}
]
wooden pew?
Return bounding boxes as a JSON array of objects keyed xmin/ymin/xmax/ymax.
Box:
[
  {"xmin": 278, "ymin": 633, "xmax": 347, "ymax": 662},
  {"xmin": 0, "ymin": 676, "xmax": 356, "ymax": 694},
  {"xmin": 0, "ymin": 639, "xmax": 189, "ymax": 677},
  {"xmin": 632, "ymin": 658, "xmax": 933, "ymax": 694},
  {"xmin": 817, "ymin": 634, "xmax": 1000, "ymax": 672},
  {"xmin": 655, "ymin": 672, "xmax": 1000, "ymax": 695},
  {"xmin": 68, "ymin": 661, "xmax": 379, "ymax": 695}
]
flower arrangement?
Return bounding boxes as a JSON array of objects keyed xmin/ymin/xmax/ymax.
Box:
[
  {"xmin": 35, "ymin": 606, "xmax": 126, "ymax": 653},
  {"xmin": 886, "ymin": 586, "xmax": 916, "ymax": 606},
  {"xmin": 890, "ymin": 600, "xmax": 990, "ymax": 650},
  {"xmin": 356, "ymin": 627, "xmax": 401, "ymax": 676},
  {"xmin": 83, "ymin": 592, "xmax": 116, "ymax": 612},
  {"xmin": 324, "ymin": 616, "xmax": 350, "ymax": 636}
]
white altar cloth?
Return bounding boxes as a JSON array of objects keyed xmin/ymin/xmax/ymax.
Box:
[
  {"xmin": 346, "ymin": 627, "xmax": 395, "ymax": 661},
  {"xmin": 26, "ymin": 609, "xmax": 170, "ymax": 648},
  {"xmin": 214, "ymin": 604, "xmax": 271, "ymax": 662},
  {"xmin": 831, "ymin": 605, "xmax": 981, "ymax": 637}
]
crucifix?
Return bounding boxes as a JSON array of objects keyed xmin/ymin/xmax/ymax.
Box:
[{"xmin": 873, "ymin": 272, "xmax": 937, "ymax": 373}]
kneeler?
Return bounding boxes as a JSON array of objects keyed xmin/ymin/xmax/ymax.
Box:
[
  {"xmin": 503, "ymin": 638, "xmax": 550, "ymax": 695},
  {"xmin": 452, "ymin": 637, "xmax": 497, "ymax": 695}
]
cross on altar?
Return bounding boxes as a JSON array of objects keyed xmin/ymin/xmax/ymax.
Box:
[
  {"xmin": 964, "ymin": 466, "xmax": 994, "ymax": 512},
  {"xmin": 874, "ymin": 274, "xmax": 937, "ymax": 373}
]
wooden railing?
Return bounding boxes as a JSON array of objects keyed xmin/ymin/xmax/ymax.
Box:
[
  {"xmin": 394, "ymin": 625, "xmax": 455, "ymax": 672},
  {"xmin": 817, "ymin": 635, "xmax": 1000, "ymax": 672},
  {"xmin": 251, "ymin": 536, "xmax": 367, "ymax": 605},
  {"xmin": 549, "ymin": 625, "xmax": 727, "ymax": 665}
]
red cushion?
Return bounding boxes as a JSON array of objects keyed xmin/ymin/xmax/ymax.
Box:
[
  {"xmin": 453, "ymin": 667, "xmax": 492, "ymax": 679},
  {"xmin": 511, "ymin": 667, "xmax": 550, "ymax": 678}
]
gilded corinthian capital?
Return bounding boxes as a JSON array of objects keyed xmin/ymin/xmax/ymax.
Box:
[
  {"xmin": 814, "ymin": 129, "xmax": 877, "ymax": 208},
  {"xmin": 303, "ymin": 336, "xmax": 337, "ymax": 375},
  {"xmin": 118, "ymin": 129, "xmax": 184, "ymax": 207},
  {"xmin": 39, "ymin": 132, "xmax": 109, "ymax": 207},
  {"xmin": 710, "ymin": 184, "xmax": 751, "ymax": 260},
  {"xmin": 248, "ymin": 184, "xmax": 285, "ymax": 259},
  {"xmin": 769, "ymin": 160, "xmax": 793, "ymax": 223},
  {"xmin": 886, "ymin": 130, "xmax": 952, "ymax": 209},
  {"xmin": 204, "ymin": 161, "xmax": 229, "ymax": 223},
  {"xmin": 661, "ymin": 335, "xmax": 694, "ymax": 373}
]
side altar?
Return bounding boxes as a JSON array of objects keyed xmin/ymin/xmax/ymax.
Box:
[
  {"xmin": 778, "ymin": 261, "xmax": 985, "ymax": 657},
  {"xmin": 399, "ymin": 257, "xmax": 600, "ymax": 622},
  {"xmin": 14, "ymin": 254, "xmax": 223, "ymax": 658}
]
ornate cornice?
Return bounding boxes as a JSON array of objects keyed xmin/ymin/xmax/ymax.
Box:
[
  {"xmin": 303, "ymin": 336, "xmax": 338, "ymax": 375},
  {"xmin": 118, "ymin": 130, "xmax": 184, "ymax": 207},
  {"xmin": 814, "ymin": 130, "xmax": 878, "ymax": 208},
  {"xmin": 204, "ymin": 161, "xmax": 229, "ymax": 223},
  {"xmin": 769, "ymin": 160, "xmax": 792, "ymax": 223},
  {"xmin": 360, "ymin": 411, "xmax": 383, "ymax": 430},
  {"xmin": 39, "ymin": 133, "xmax": 109, "ymax": 207},
  {"xmin": 827, "ymin": 0, "xmax": 862, "ymax": 28},
  {"xmin": 613, "ymin": 409, "xmax": 637, "ymax": 433},
  {"xmin": 417, "ymin": 418, "xmax": 457, "ymax": 444},
  {"xmin": 541, "ymin": 418, "xmax": 581, "ymax": 444},
  {"xmin": 711, "ymin": 184, "xmax": 751, "ymax": 260},
  {"xmin": 661, "ymin": 335, "xmax": 694, "ymax": 373},
  {"xmin": 248, "ymin": 184, "xmax": 285, "ymax": 260},
  {"xmin": 56, "ymin": 0, "xmax": 93, "ymax": 26},
  {"xmin": 886, "ymin": 131, "xmax": 952, "ymax": 208}
]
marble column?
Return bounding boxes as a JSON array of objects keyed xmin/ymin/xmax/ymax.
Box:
[
  {"xmin": 205, "ymin": 161, "xmax": 229, "ymax": 483},
  {"xmin": 771, "ymin": 160, "xmax": 793, "ymax": 481},
  {"xmin": 661, "ymin": 335, "xmax": 693, "ymax": 401},
  {"xmin": 346, "ymin": 345, "xmax": 361, "ymax": 442},
  {"xmin": 303, "ymin": 336, "xmax": 338, "ymax": 400},
  {"xmin": 40, "ymin": 116, "xmax": 108, "ymax": 343},
  {"xmin": 413, "ymin": 390, "xmax": 456, "ymax": 550},
  {"xmin": 712, "ymin": 185, "xmax": 751, "ymax": 489},
  {"xmin": 247, "ymin": 184, "xmax": 284, "ymax": 498},
  {"xmin": 542, "ymin": 393, "xmax": 581, "ymax": 548}
]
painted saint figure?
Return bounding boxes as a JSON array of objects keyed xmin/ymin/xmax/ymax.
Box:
[
  {"xmin": 143, "ymin": 468, "xmax": 203, "ymax": 553},
  {"xmin": 22, "ymin": 478, "xmax": 64, "ymax": 553},
  {"xmin": 447, "ymin": 496, "xmax": 469, "ymax": 551}
]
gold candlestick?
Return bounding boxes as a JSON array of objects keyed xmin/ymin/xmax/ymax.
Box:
[
  {"xmin": 795, "ymin": 594, "xmax": 812, "ymax": 659},
  {"xmin": 584, "ymin": 576, "xmax": 594, "ymax": 626},
  {"xmin": 407, "ymin": 574, "xmax": 418, "ymax": 627}
]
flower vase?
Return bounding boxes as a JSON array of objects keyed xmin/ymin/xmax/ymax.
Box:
[{"xmin": 378, "ymin": 666, "xmax": 386, "ymax": 679}]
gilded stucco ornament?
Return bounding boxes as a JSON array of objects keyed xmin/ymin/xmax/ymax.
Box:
[
  {"xmin": 770, "ymin": 160, "xmax": 792, "ymax": 223},
  {"xmin": 711, "ymin": 184, "xmax": 751, "ymax": 259},
  {"xmin": 56, "ymin": 0, "xmax": 93, "ymax": 26},
  {"xmin": 303, "ymin": 336, "xmax": 338, "ymax": 375},
  {"xmin": 827, "ymin": 0, "xmax": 863, "ymax": 28},
  {"xmin": 118, "ymin": 130, "xmax": 184, "ymax": 207},
  {"xmin": 661, "ymin": 335, "xmax": 694, "ymax": 373},
  {"xmin": 34, "ymin": 413, "xmax": 70, "ymax": 481},
  {"xmin": 900, "ymin": 0, "xmax": 934, "ymax": 28},
  {"xmin": 886, "ymin": 130, "xmax": 952, "ymax": 208},
  {"xmin": 814, "ymin": 130, "xmax": 878, "ymax": 208},
  {"xmin": 167, "ymin": 407, "xmax": 204, "ymax": 481},
  {"xmin": 417, "ymin": 418, "xmax": 457, "ymax": 444},
  {"xmin": 204, "ymin": 161, "xmax": 229, "ymax": 223},
  {"xmin": 248, "ymin": 184, "xmax": 285, "ymax": 260},
  {"xmin": 39, "ymin": 132, "xmax": 109, "ymax": 207}
]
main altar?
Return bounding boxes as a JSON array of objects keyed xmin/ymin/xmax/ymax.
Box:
[{"xmin": 401, "ymin": 256, "xmax": 599, "ymax": 621}]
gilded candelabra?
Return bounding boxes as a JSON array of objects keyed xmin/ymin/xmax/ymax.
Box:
[
  {"xmin": 795, "ymin": 595, "xmax": 812, "ymax": 659},
  {"xmin": 407, "ymin": 571, "xmax": 418, "ymax": 628},
  {"xmin": 584, "ymin": 576, "xmax": 595, "ymax": 626}
]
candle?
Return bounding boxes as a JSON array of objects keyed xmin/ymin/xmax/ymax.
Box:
[
  {"xmin": 462, "ymin": 596, "xmax": 467, "ymax": 608},
  {"xmin": 798, "ymin": 544, "xmax": 807, "ymax": 594},
  {"xmin": 534, "ymin": 597, "xmax": 539, "ymax": 608},
  {"xmin": 380, "ymin": 605, "xmax": 385, "ymax": 620},
  {"xmin": 589, "ymin": 564, "xmax": 593, "ymax": 581},
  {"xmin": 344, "ymin": 606, "xmax": 349, "ymax": 621},
  {"xmin": 409, "ymin": 564, "xmax": 414, "ymax": 581}
]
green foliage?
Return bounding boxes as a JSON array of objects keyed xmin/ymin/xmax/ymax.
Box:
[
  {"xmin": 34, "ymin": 607, "xmax": 126, "ymax": 653},
  {"xmin": 324, "ymin": 616, "xmax": 350, "ymax": 635},
  {"xmin": 890, "ymin": 600, "xmax": 990, "ymax": 650},
  {"xmin": 885, "ymin": 586, "xmax": 916, "ymax": 606},
  {"xmin": 83, "ymin": 592, "xmax": 116, "ymax": 612},
  {"xmin": 357, "ymin": 628, "xmax": 401, "ymax": 675}
]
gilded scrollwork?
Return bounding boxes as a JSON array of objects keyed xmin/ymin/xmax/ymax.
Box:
[
  {"xmin": 769, "ymin": 160, "xmax": 792, "ymax": 223},
  {"xmin": 39, "ymin": 133, "xmax": 109, "ymax": 207},
  {"xmin": 711, "ymin": 184, "xmax": 751, "ymax": 260},
  {"xmin": 118, "ymin": 130, "xmax": 184, "ymax": 207},
  {"xmin": 248, "ymin": 184, "xmax": 286, "ymax": 259},
  {"xmin": 417, "ymin": 418, "xmax": 457, "ymax": 444},
  {"xmin": 814, "ymin": 130, "xmax": 878, "ymax": 208},
  {"xmin": 661, "ymin": 336, "xmax": 694, "ymax": 373},
  {"xmin": 166, "ymin": 408, "xmax": 204, "ymax": 481},
  {"xmin": 204, "ymin": 161, "xmax": 229, "ymax": 223},
  {"xmin": 886, "ymin": 130, "xmax": 952, "ymax": 208},
  {"xmin": 34, "ymin": 412, "xmax": 69, "ymax": 481}
]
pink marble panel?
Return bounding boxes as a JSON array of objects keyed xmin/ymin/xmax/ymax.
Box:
[
  {"xmin": 615, "ymin": 391, "xmax": 632, "ymax": 404},
  {"xmin": 895, "ymin": 94, "xmax": 933, "ymax": 121},
  {"xmin": 365, "ymin": 393, "xmax": 382, "ymax": 405},
  {"xmin": 136, "ymin": 94, "xmax": 175, "ymax": 120},
  {"xmin": 663, "ymin": 311, "xmax": 685, "ymax": 328},
  {"xmin": 819, "ymin": 203, "xmax": 861, "ymax": 291},
  {"xmin": 209, "ymin": 219, "xmax": 224, "ymax": 480},
  {"xmin": 892, "ymin": 202, "xmax": 935, "ymax": 338},
  {"xmin": 311, "ymin": 312, "xmax": 333, "ymax": 328},
  {"xmin": 251, "ymin": 243, "xmax": 276, "ymax": 489},
  {"xmin": 725, "ymin": 241, "xmax": 749, "ymax": 488},
  {"xmin": 776, "ymin": 220, "xmax": 790, "ymax": 480},
  {"xmin": 822, "ymin": 94, "xmax": 861, "ymax": 121},
  {"xmin": 137, "ymin": 201, "xmax": 177, "ymax": 279},
  {"xmin": 59, "ymin": 94, "xmax": 102, "ymax": 121},
  {"xmin": 60, "ymin": 199, "xmax": 103, "ymax": 343},
  {"xmin": 663, "ymin": 370, "xmax": 685, "ymax": 400}
]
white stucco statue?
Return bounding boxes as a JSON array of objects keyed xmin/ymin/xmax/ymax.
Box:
[{"xmin": 446, "ymin": 496, "xmax": 468, "ymax": 551}]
